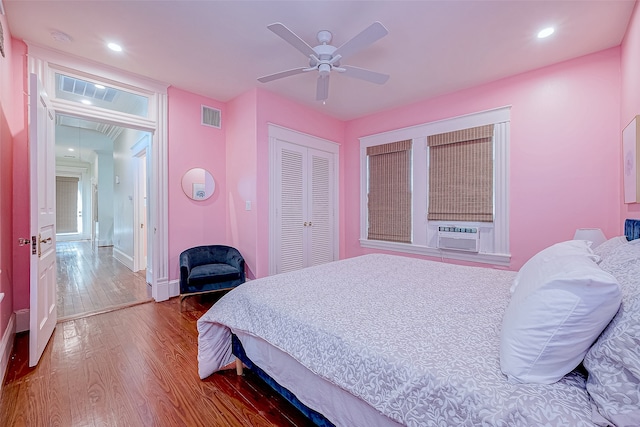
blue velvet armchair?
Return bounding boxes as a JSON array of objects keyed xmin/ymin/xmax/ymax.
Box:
[{"xmin": 179, "ymin": 245, "xmax": 245, "ymax": 303}]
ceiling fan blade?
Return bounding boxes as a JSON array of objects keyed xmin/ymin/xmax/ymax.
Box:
[
  {"xmin": 333, "ymin": 21, "xmax": 388, "ymax": 60},
  {"xmin": 257, "ymin": 67, "xmax": 308, "ymax": 83},
  {"xmin": 267, "ymin": 22, "xmax": 316, "ymax": 58},
  {"xmin": 341, "ymin": 65, "xmax": 389, "ymax": 84},
  {"xmin": 316, "ymin": 76, "xmax": 329, "ymax": 101}
]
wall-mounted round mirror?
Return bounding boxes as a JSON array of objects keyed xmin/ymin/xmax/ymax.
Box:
[{"xmin": 182, "ymin": 168, "xmax": 215, "ymax": 201}]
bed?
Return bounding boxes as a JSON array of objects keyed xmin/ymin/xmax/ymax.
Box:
[{"xmin": 197, "ymin": 219, "xmax": 640, "ymax": 427}]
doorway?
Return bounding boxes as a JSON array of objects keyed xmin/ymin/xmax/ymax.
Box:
[
  {"xmin": 28, "ymin": 47, "xmax": 171, "ymax": 303},
  {"xmin": 55, "ymin": 115, "xmax": 152, "ymax": 318}
]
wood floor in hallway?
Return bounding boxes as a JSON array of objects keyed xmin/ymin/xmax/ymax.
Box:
[{"xmin": 56, "ymin": 240, "xmax": 152, "ymax": 320}]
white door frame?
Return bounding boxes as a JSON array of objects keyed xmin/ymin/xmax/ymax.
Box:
[
  {"xmin": 27, "ymin": 44, "xmax": 170, "ymax": 301},
  {"xmin": 131, "ymin": 135, "xmax": 150, "ymax": 275}
]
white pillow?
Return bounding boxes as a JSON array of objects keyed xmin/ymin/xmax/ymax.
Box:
[
  {"xmin": 500, "ymin": 253, "xmax": 621, "ymax": 384},
  {"xmin": 510, "ymin": 240, "xmax": 599, "ymax": 294}
]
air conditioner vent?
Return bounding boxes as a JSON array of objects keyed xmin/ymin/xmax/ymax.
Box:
[
  {"xmin": 201, "ymin": 105, "xmax": 221, "ymax": 128},
  {"xmin": 437, "ymin": 226, "xmax": 479, "ymax": 253}
]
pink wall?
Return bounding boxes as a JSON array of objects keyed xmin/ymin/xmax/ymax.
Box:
[
  {"xmin": 167, "ymin": 87, "xmax": 228, "ymax": 281},
  {"xmin": 8, "ymin": 38, "xmax": 29, "ymax": 315},
  {"xmin": 0, "ymin": 17, "xmax": 15, "ymax": 334},
  {"xmin": 225, "ymin": 90, "xmax": 259, "ymax": 278},
  {"xmin": 254, "ymin": 88, "xmax": 346, "ymax": 277},
  {"xmin": 621, "ymin": 2, "xmax": 640, "ymax": 222},
  {"xmin": 344, "ymin": 48, "xmax": 622, "ymax": 270},
  {"xmin": 223, "ymin": 88, "xmax": 345, "ymax": 279}
]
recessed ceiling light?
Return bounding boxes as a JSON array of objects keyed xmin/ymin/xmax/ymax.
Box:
[
  {"xmin": 94, "ymin": 84, "xmax": 106, "ymax": 89},
  {"xmin": 537, "ymin": 27, "xmax": 555, "ymax": 39},
  {"xmin": 68, "ymin": 148, "xmax": 75, "ymax": 152},
  {"xmin": 107, "ymin": 42, "xmax": 123, "ymax": 52},
  {"xmin": 81, "ymin": 100, "xmax": 92, "ymax": 105}
]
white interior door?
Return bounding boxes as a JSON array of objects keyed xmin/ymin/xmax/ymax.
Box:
[{"xmin": 29, "ymin": 73, "xmax": 57, "ymax": 367}]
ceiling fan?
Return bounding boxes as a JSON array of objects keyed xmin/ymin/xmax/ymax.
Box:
[{"xmin": 257, "ymin": 22, "xmax": 390, "ymax": 102}]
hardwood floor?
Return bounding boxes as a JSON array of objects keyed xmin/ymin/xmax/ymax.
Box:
[
  {"xmin": 0, "ymin": 296, "xmax": 313, "ymax": 427},
  {"xmin": 56, "ymin": 241, "xmax": 152, "ymax": 320}
]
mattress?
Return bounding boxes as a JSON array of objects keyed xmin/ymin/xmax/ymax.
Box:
[{"xmin": 197, "ymin": 253, "xmax": 596, "ymax": 426}]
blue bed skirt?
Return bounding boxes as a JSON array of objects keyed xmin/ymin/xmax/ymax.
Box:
[{"xmin": 231, "ymin": 334, "xmax": 335, "ymax": 427}]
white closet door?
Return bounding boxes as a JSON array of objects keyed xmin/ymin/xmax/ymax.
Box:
[
  {"xmin": 277, "ymin": 141, "xmax": 307, "ymax": 273},
  {"xmin": 270, "ymin": 125, "xmax": 339, "ymax": 276},
  {"xmin": 307, "ymin": 149, "xmax": 334, "ymax": 267}
]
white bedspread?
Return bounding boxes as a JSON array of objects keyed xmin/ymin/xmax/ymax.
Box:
[{"xmin": 197, "ymin": 254, "xmax": 596, "ymax": 426}]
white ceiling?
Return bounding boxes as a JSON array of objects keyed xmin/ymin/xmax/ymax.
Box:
[{"xmin": 4, "ymin": 0, "xmax": 636, "ymax": 121}]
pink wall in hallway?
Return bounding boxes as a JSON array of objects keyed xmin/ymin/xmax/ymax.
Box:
[
  {"xmin": 621, "ymin": 2, "xmax": 640, "ymax": 223},
  {"xmin": 167, "ymin": 87, "xmax": 228, "ymax": 281},
  {"xmin": 344, "ymin": 48, "xmax": 622, "ymax": 270}
]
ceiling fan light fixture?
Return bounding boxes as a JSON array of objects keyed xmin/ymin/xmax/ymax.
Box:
[{"xmin": 318, "ymin": 63, "xmax": 331, "ymax": 76}]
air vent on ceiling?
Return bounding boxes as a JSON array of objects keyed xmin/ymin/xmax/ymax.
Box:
[{"xmin": 201, "ymin": 105, "xmax": 221, "ymax": 128}]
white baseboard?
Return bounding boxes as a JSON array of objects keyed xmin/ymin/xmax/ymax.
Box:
[
  {"xmin": 15, "ymin": 309, "xmax": 29, "ymax": 333},
  {"xmin": 154, "ymin": 278, "xmax": 170, "ymax": 302},
  {"xmin": 169, "ymin": 279, "xmax": 179, "ymax": 298},
  {"xmin": 113, "ymin": 247, "xmax": 134, "ymax": 271},
  {"xmin": 0, "ymin": 313, "xmax": 16, "ymax": 394}
]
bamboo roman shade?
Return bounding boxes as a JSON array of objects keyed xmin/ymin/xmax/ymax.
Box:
[
  {"xmin": 427, "ymin": 125, "xmax": 494, "ymax": 222},
  {"xmin": 367, "ymin": 140, "xmax": 412, "ymax": 243}
]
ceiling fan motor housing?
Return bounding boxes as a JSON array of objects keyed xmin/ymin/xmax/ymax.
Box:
[
  {"xmin": 312, "ymin": 44, "xmax": 339, "ymax": 70},
  {"xmin": 316, "ymin": 30, "xmax": 332, "ymax": 44}
]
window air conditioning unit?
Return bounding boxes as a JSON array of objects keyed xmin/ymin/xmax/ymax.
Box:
[{"xmin": 437, "ymin": 226, "xmax": 480, "ymax": 253}]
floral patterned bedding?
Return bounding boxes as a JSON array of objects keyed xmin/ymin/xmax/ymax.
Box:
[{"xmin": 197, "ymin": 254, "xmax": 596, "ymax": 426}]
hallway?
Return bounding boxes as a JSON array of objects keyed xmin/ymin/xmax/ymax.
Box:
[{"xmin": 56, "ymin": 241, "xmax": 152, "ymax": 320}]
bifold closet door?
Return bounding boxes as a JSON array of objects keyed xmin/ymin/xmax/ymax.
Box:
[{"xmin": 275, "ymin": 140, "xmax": 336, "ymax": 274}]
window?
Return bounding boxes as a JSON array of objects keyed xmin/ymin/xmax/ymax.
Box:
[
  {"xmin": 54, "ymin": 73, "xmax": 150, "ymax": 118},
  {"xmin": 360, "ymin": 107, "xmax": 510, "ymax": 266}
]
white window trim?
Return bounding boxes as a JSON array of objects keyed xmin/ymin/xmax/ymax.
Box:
[{"xmin": 360, "ymin": 106, "xmax": 511, "ymax": 266}]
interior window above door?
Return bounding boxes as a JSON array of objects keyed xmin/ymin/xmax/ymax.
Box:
[{"xmin": 55, "ymin": 73, "xmax": 149, "ymax": 118}]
